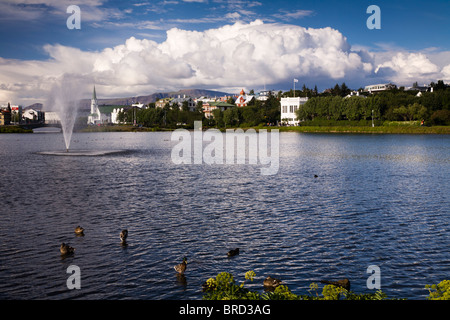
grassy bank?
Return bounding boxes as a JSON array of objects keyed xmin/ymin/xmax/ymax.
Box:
[
  {"xmin": 0, "ymin": 126, "xmax": 33, "ymax": 133},
  {"xmin": 276, "ymin": 125, "xmax": 450, "ymax": 134},
  {"xmin": 66, "ymin": 123, "xmax": 450, "ymax": 134}
]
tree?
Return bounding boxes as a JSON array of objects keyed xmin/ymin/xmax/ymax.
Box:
[
  {"xmin": 340, "ymin": 82, "xmax": 350, "ymax": 97},
  {"xmin": 435, "ymin": 80, "xmax": 446, "ymax": 91},
  {"xmin": 223, "ymin": 107, "xmax": 239, "ymax": 127}
]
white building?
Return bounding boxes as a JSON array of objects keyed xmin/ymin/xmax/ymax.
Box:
[
  {"xmin": 111, "ymin": 107, "xmax": 125, "ymax": 124},
  {"xmin": 256, "ymin": 90, "xmax": 272, "ymax": 102},
  {"xmin": 87, "ymin": 86, "xmax": 110, "ymax": 124},
  {"xmin": 280, "ymin": 97, "xmax": 308, "ymax": 126},
  {"xmin": 22, "ymin": 108, "xmax": 44, "ymax": 123},
  {"xmin": 364, "ymin": 83, "xmax": 396, "ymax": 93},
  {"xmin": 44, "ymin": 111, "xmax": 61, "ymax": 124}
]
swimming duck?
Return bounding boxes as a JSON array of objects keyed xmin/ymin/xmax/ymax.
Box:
[
  {"xmin": 320, "ymin": 278, "xmax": 351, "ymax": 291},
  {"xmin": 60, "ymin": 243, "xmax": 75, "ymax": 256},
  {"xmin": 174, "ymin": 257, "xmax": 188, "ymax": 274},
  {"xmin": 227, "ymin": 248, "xmax": 240, "ymax": 257},
  {"xmin": 74, "ymin": 226, "xmax": 84, "ymax": 235},
  {"xmin": 263, "ymin": 276, "xmax": 282, "ymax": 288},
  {"xmin": 120, "ymin": 229, "xmax": 128, "ymax": 243}
]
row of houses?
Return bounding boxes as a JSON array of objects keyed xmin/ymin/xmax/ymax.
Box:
[{"xmin": 87, "ymin": 87, "xmax": 273, "ymax": 125}]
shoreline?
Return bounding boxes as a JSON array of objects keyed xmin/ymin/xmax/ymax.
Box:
[
  {"xmin": 276, "ymin": 125, "xmax": 450, "ymax": 134},
  {"xmin": 79, "ymin": 124, "xmax": 450, "ymax": 134},
  {"xmin": 1, "ymin": 124, "xmax": 449, "ymax": 134}
]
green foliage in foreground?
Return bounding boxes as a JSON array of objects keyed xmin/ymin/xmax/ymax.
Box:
[
  {"xmin": 425, "ymin": 280, "xmax": 450, "ymax": 300},
  {"xmin": 202, "ymin": 271, "xmax": 449, "ymax": 300}
]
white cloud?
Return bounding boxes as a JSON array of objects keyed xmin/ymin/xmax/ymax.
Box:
[
  {"xmin": 442, "ymin": 64, "xmax": 450, "ymax": 81},
  {"xmin": 0, "ymin": 0, "xmax": 122, "ymax": 22},
  {"xmin": 375, "ymin": 52, "xmax": 441, "ymax": 85},
  {"xmin": 1, "ymin": 20, "xmax": 449, "ymax": 105},
  {"xmin": 273, "ymin": 9, "xmax": 314, "ymax": 20}
]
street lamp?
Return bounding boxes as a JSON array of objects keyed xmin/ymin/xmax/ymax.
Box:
[{"xmin": 372, "ymin": 109, "xmax": 374, "ymax": 127}]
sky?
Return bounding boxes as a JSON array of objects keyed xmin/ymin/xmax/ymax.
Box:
[{"xmin": 0, "ymin": 0, "xmax": 449, "ymax": 106}]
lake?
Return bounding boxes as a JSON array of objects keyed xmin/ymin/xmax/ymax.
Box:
[{"xmin": 0, "ymin": 131, "xmax": 448, "ymax": 300}]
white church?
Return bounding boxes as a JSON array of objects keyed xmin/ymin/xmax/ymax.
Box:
[{"xmin": 87, "ymin": 86, "xmax": 110, "ymax": 125}]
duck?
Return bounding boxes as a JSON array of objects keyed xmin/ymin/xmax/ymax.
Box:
[
  {"xmin": 74, "ymin": 226, "xmax": 84, "ymax": 235},
  {"xmin": 320, "ymin": 278, "xmax": 351, "ymax": 291},
  {"xmin": 120, "ymin": 229, "xmax": 128, "ymax": 243},
  {"xmin": 263, "ymin": 276, "xmax": 282, "ymax": 288},
  {"xmin": 60, "ymin": 243, "xmax": 75, "ymax": 256},
  {"xmin": 314, "ymin": 174, "xmax": 318, "ymax": 178},
  {"xmin": 174, "ymin": 257, "xmax": 188, "ymax": 274},
  {"xmin": 227, "ymin": 248, "xmax": 240, "ymax": 257}
]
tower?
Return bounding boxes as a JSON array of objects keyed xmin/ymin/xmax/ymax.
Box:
[{"xmin": 88, "ymin": 86, "xmax": 100, "ymax": 124}]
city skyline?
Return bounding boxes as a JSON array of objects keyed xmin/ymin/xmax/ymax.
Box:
[{"xmin": 1, "ymin": 0, "xmax": 449, "ymax": 105}]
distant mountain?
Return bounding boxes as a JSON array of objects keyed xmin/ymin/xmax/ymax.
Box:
[
  {"xmin": 77, "ymin": 89, "xmax": 232, "ymax": 110},
  {"xmin": 25, "ymin": 103, "xmax": 43, "ymax": 110}
]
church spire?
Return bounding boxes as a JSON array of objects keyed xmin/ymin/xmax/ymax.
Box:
[{"xmin": 93, "ymin": 86, "xmax": 97, "ymax": 100}]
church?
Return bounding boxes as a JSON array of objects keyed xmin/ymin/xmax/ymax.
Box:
[{"xmin": 87, "ymin": 86, "xmax": 110, "ymax": 125}]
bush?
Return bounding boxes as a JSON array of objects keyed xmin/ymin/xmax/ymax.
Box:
[
  {"xmin": 430, "ymin": 110, "xmax": 450, "ymax": 126},
  {"xmin": 426, "ymin": 280, "xmax": 450, "ymax": 300},
  {"xmin": 202, "ymin": 271, "xmax": 400, "ymax": 300}
]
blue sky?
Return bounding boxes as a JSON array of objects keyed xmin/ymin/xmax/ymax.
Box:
[{"xmin": 0, "ymin": 0, "xmax": 449, "ymax": 105}]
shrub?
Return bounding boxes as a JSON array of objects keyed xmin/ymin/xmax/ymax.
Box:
[
  {"xmin": 426, "ymin": 280, "xmax": 450, "ymax": 300},
  {"xmin": 430, "ymin": 110, "xmax": 450, "ymax": 126},
  {"xmin": 202, "ymin": 271, "xmax": 397, "ymax": 300}
]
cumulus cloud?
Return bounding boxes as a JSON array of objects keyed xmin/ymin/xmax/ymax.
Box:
[
  {"xmin": 442, "ymin": 64, "xmax": 450, "ymax": 81},
  {"xmin": 0, "ymin": 20, "xmax": 448, "ymax": 106},
  {"xmin": 1, "ymin": 20, "xmax": 375, "ymax": 104},
  {"xmin": 374, "ymin": 52, "xmax": 441, "ymax": 85}
]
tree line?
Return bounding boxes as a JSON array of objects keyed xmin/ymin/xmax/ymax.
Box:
[
  {"xmin": 115, "ymin": 81, "xmax": 450, "ymax": 128},
  {"xmin": 297, "ymin": 88, "xmax": 450, "ymax": 125}
]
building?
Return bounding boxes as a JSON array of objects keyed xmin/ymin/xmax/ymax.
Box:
[
  {"xmin": 1, "ymin": 103, "xmax": 20, "ymax": 125},
  {"xmin": 44, "ymin": 111, "xmax": 61, "ymax": 124},
  {"xmin": 155, "ymin": 98, "xmax": 172, "ymax": 109},
  {"xmin": 280, "ymin": 97, "xmax": 308, "ymax": 126},
  {"xmin": 344, "ymin": 91, "xmax": 366, "ymax": 99},
  {"xmin": 256, "ymin": 90, "xmax": 272, "ymax": 102},
  {"xmin": 171, "ymin": 96, "xmax": 196, "ymax": 111},
  {"xmin": 9, "ymin": 105, "xmax": 22, "ymax": 124},
  {"xmin": 203, "ymin": 101, "xmax": 234, "ymax": 119},
  {"xmin": 364, "ymin": 83, "xmax": 396, "ymax": 93},
  {"xmin": 156, "ymin": 96, "xmax": 196, "ymax": 111},
  {"xmin": 111, "ymin": 106, "xmax": 129, "ymax": 124},
  {"xmin": 22, "ymin": 108, "xmax": 44, "ymax": 123},
  {"xmin": 87, "ymin": 86, "xmax": 110, "ymax": 124},
  {"xmin": 235, "ymin": 89, "xmax": 255, "ymax": 107},
  {"xmin": 0, "ymin": 108, "xmax": 11, "ymax": 126}
]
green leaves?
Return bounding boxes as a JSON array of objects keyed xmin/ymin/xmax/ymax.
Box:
[
  {"xmin": 425, "ymin": 280, "xmax": 450, "ymax": 300},
  {"xmin": 202, "ymin": 271, "xmax": 431, "ymax": 300}
]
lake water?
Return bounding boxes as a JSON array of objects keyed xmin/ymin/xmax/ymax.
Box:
[{"xmin": 0, "ymin": 131, "xmax": 448, "ymax": 300}]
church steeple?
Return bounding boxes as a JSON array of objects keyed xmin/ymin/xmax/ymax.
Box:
[{"xmin": 92, "ymin": 85, "xmax": 97, "ymax": 100}]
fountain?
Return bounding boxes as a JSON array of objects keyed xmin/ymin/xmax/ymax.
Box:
[{"xmin": 38, "ymin": 75, "xmax": 125, "ymax": 156}]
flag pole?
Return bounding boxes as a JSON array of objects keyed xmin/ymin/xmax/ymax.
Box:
[{"xmin": 294, "ymin": 79, "xmax": 296, "ymax": 98}]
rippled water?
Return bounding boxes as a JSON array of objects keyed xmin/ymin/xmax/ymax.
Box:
[{"xmin": 0, "ymin": 131, "xmax": 448, "ymax": 300}]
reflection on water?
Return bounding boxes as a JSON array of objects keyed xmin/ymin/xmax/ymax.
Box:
[{"xmin": 0, "ymin": 132, "xmax": 448, "ymax": 300}]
